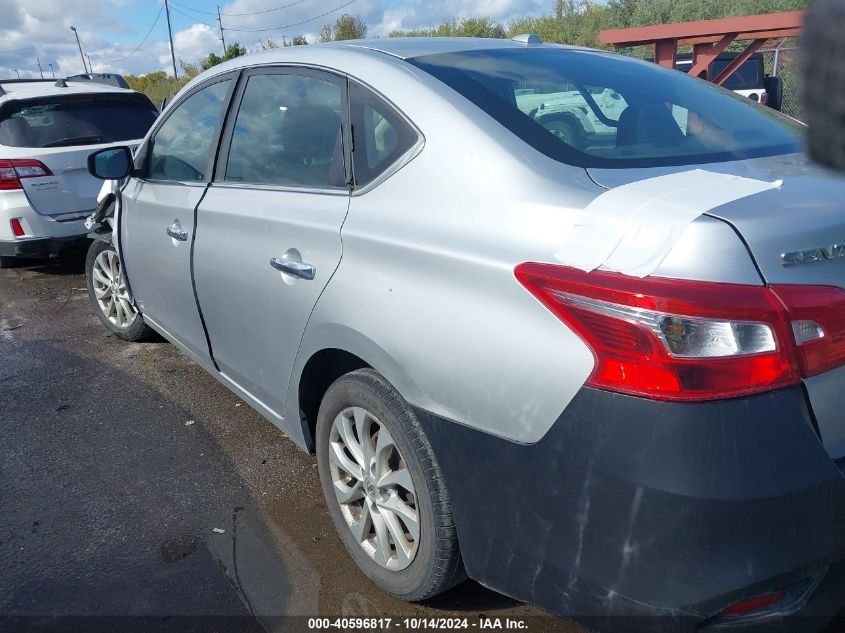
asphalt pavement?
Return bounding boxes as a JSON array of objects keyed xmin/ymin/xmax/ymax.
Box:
[{"xmin": 0, "ymin": 255, "xmax": 580, "ymax": 633}]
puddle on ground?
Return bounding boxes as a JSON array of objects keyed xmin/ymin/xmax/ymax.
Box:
[
  {"xmin": 160, "ymin": 536, "xmax": 199, "ymax": 563},
  {"xmin": 206, "ymin": 505, "xmax": 320, "ymax": 630}
]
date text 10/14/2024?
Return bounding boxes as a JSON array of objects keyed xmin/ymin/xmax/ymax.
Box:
[{"xmin": 307, "ymin": 617, "xmax": 529, "ymax": 630}]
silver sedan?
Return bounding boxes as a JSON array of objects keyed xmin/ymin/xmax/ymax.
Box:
[{"xmin": 84, "ymin": 36, "xmax": 845, "ymax": 632}]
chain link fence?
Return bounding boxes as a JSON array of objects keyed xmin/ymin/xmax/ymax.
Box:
[
  {"xmin": 761, "ymin": 45, "xmax": 801, "ymax": 120},
  {"xmin": 613, "ymin": 43, "xmax": 804, "ymax": 121}
]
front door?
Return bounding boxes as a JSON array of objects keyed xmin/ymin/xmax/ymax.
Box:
[
  {"xmin": 193, "ymin": 67, "xmax": 350, "ymax": 417},
  {"xmin": 121, "ymin": 74, "xmax": 236, "ymax": 362}
]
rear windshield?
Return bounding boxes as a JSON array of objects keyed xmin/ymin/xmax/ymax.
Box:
[
  {"xmin": 712, "ymin": 58, "xmax": 762, "ymax": 90},
  {"xmin": 0, "ymin": 93, "xmax": 158, "ymax": 148},
  {"xmin": 409, "ymin": 48, "xmax": 801, "ymax": 169}
]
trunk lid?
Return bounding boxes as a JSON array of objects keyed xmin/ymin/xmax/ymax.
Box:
[
  {"xmin": 586, "ymin": 153, "xmax": 845, "ymax": 287},
  {"xmin": 7, "ymin": 142, "xmax": 139, "ymax": 217},
  {"xmin": 0, "ymin": 90, "xmax": 156, "ymax": 216},
  {"xmin": 588, "ymin": 153, "xmax": 845, "ymax": 459}
]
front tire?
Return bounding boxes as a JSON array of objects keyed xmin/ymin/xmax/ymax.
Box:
[
  {"xmin": 85, "ymin": 239, "xmax": 151, "ymax": 341},
  {"xmin": 316, "ymin": 369, "xmax": 465, "ymax": 601}
]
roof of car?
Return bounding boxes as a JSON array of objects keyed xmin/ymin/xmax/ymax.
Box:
[
  {"xmin": 326, "ymin": 37, "xmax": 576, "ymax": 60},
  {"xmin": 0, "ymin": 80, "xmax": 138, "ymax": 105}
]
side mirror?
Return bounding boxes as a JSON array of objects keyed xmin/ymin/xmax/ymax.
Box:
[{"xmin": 87, "ymin": 146, "xmax": 132, "ymax": 180}]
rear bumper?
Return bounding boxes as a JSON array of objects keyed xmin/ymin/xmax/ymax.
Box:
[
  {"xmin": 0, "ymin": 234, "xmax": 90, "ymax": 259},
  {"xmin": 415, "ymin": 386, "xmax": 845, "ymax": 631}
]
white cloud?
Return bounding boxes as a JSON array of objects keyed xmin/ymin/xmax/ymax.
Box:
[{"xmin": 0, "ymin": 0, "xmax": 552, "ymax": 79}]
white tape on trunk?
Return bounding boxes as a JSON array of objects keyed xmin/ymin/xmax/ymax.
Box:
[{"xmin": 554, "ymin": 169, "xmax": 782, "ymax": 278}]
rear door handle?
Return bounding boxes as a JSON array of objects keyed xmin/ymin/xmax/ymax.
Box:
[
  {"xmin": 270, "ymin": 257, "xmax": 315, "ymax": 280},
  {"xmin": 166, "ymin": 224, "xmax": 188, "ymax": 241}
]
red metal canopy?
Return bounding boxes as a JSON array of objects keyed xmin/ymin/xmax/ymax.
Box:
[{"xmin": 599, "ymin": 11, "xmax": 804, "ymax": 85}]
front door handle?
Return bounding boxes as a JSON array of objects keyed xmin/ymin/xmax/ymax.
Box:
[
  {"xmin": 270, "ymin": 257, "xmax": 315, "ymax": 280},
  {"xmin": 166, "ymin": 224, "xmax": 189, "ymax": 241}
]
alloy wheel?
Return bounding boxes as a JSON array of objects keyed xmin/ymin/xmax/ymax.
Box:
[
  {"xmin": 328, "ymin": 406, "xmax": 420, "ymax": 571},
  {"xmin": 91, "ymin": 249, "xmax": 137, "ymax": 329}
]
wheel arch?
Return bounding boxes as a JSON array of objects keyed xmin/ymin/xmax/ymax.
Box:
[{"xmin": 289, "ymin": 323, "xmax": 426, "ymax": 453}]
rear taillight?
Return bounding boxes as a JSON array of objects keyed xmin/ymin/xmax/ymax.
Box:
[
  {"xmin": 515, "ymin": 263, "xmax": 804, "ymax": 401},
  {"xmin": 772, "ymin": 285, "xmax": 845, "ymax": 377},
  {"xmin": 717, "ymin": 589, "xmax": 786, "ymax": 617},
  {"xmin": 0, "ymin": 159, "xmax": 53, "ymax": 191},
  {"xmin": 10, "ymin": 218, "xmax": 25, "ymax": 237},
  {"xmin": 759, "ymin": 92, "xmax": 768, "ymax": 105}
]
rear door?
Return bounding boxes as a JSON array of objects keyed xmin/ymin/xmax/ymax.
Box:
[
  {"xmin": 0, "ymin": 92, "xmax": 157, "ymax": 216},
  {"xmin": 121, "ymin": 73, "xmax": 236, "ymax": 362},
  {"xmin": 192, "ymin": 67, "xmax": 349, "ymax": 417}
]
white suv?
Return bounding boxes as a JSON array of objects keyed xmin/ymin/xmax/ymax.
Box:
[{"xmin": 0, "ymin": 76, "xmax": 157, "ymax": 267}]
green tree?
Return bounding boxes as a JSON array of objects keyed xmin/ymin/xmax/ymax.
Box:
[
  {"xmin": 124, "ymin": 70, "xmax": 190, "ymax": 108},
  {"xmin": 393, "ymin": 0, "xmax": 811, "ymax": 47},
  {"xmin": 200, "ymin": 42, "xmax": 247, "ymax": 71},
  {"xmin": 391, "ymin": 17, "xmax": 505, "ymax": 38},
  {"xmin": 319, "ymin": 14, "xmax": 367, "ymax": 41},
  {"xmin": 179, "ymin": 60, "xmax": 200, "ymax": 79}
]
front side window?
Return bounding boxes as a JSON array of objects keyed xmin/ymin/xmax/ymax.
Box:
[
  {"xmin": 225, "ymin": 72, "xmax": 345, "ymax": 188},
  {"xmin": 409, "ymin": 49, "xmax": 801, "ymax": 169},
  {"xmin": 350, "ymin": 82, "xmax": 419, "ymax": 187},
  {"xmin": 146, "ymin": 78, "xmax": 232, "ymax": 182}
]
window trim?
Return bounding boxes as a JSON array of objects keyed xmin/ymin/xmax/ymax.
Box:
[
  {"xmin": 213, "ymin": 64, "xmax": 351, "ymax": 195},
  {"xmin": 347, "ymin": 79, "xmax": 424, "ymax": 196},
  {"xmin": 135, "ymin": 70, "xmax": 241, "ymax": 187}
]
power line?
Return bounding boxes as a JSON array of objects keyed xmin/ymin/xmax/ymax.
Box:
[
  {"xmin": 172, "ymin": 0, "xmax": 310, "ymax": 18},
  {"xmin": 220, "ymin": 0, "xmax": 357, "ymax": 32},
  {"xmin": 171, "ymin": 0, "xmax": 356, "ymax": 34},
  {"xmin": 107, "ymin": 2, "xmax": 166, "ymax": 63},
  {"xmin": 169, "ymin": 5, "xmax": 217, "ymax": 29},
  {"xmin": 0, "ymin": 34, "xmax": 71, "ymax": 56}
]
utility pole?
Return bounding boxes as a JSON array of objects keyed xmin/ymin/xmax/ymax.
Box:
[
  {"xmin": 36, "ymin": 57, "xmax": 44, "ymax": 78},
  {"xmin": 164, "ymin": 0, "xmax": 178, "ymax": 78},
  {"xmin": 48, "ymin": 63, "xmax": 55, "ymax": 78},
  {"xmin": 217, "ymin": 6, "xmax": 227, "ymax": 55},
  {"xmin": 70, "ymin": 26, "xmax": 88, "ymax": 74}
]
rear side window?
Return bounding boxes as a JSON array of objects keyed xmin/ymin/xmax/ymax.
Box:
[
  {"xmin": 225, "ymin": 72, "xmax": 345, "ymax": 189},
  {"xmin": 410, "ymin": 49, "xmax": 801, "ymax": 169},
  {"xmin": 0, "ymin": 93, "xmax": 157, "ymax": 148},
  {"xmin": 146, "ymin": 78, "xmax": 232, "ymax": 182},
  {"xmin": 350, "ymin": 83, "xmax": 418, "ymax": 187}
]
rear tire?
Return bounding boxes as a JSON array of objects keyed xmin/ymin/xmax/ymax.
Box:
[
  {"xmin": 316, "ymin": 368, "xmax": 465, "ymax": 601},
  {"xmin": 85, "ymin": 239, "xmax": 152, "ymax": 341}
]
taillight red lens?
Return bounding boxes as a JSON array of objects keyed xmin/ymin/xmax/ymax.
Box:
[
  {"xmin": 515, "ymin": 263, "xmax": 800, "ymax": 401},
  {"xmin": 10, "ymin": 218, "xmax": 25, "ymax": 237},
  {"xmin": 772, "ymin": 285, "xmax": 845, "ymax": 377},
  {"xmin": 718, "ymin": 589, "xmax": 786, "ymax": 617},
  {"xmin": 0, "ymin": 159, "xmax": 53, "ymax": 190}
]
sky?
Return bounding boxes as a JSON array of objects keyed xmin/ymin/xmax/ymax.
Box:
[{"xmin": 0, "ymin": 0, "xmax": 550, "ymax": 79}]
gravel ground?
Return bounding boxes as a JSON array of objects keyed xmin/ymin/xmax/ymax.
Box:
[{"xmin": 0, "ymin": 255, "xmax": 581, "ymax": 633}]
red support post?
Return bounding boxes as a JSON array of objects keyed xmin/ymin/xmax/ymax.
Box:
[
  {"xmin": 654, "ymin": 39, "xmax": 678, "ymax": 68},
  {"xmin": 689, "ymin": 33, "xmax": 737, "ymax": 79}
]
